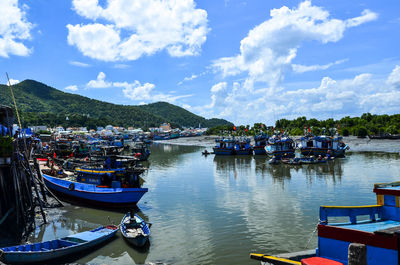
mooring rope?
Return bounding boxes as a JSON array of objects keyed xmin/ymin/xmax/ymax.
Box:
[{"xmin": 305, "ymin": 221, "xmax": 320, "ymax": 249}]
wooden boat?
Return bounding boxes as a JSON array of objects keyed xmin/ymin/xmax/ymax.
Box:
[
  {"xmin": 253, "ymin": 133, "xmax": 269, "ymax": 155},
  {"xmin": 299, "ymin": 135, "xmax": 349, "ymax": 157},
  {"xmin": 265, "ymin": 134, "xmax": 295, "ymax": 159},
  {"xmin": 250, "ymin": 181, "xmax": 400, "ymax": 265},
  {"xmin": 39, "ymin": 159, "xmax": 148, "ymax": 208},
  {"xmin": 0, "ymin": 225, "xmax": 118, "ymax": 264},
  {"xmin": 213, "ymin": 137, "xmax": 235, "ymax": 155},
  {"xmin": 368, "ymin": 134, "xmax": 400, "ymax": 140},
  {"xmin": 234, "ymin": 137, "xmax": 253, "ymax": 155},
  {"xmin": 120, "ymin": 212, "xmax": 150, "ymax": 247}
]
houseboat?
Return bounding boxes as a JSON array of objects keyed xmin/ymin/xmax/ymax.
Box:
[
  {"xmin": 250, "ymin": 181, "xmax": 400, "ymax": 265},
  {"xmin": 213, "ymin": 137, "xmax": 235, "ymax": 155},
  {"xmin": 299, "ymin": 135, "xmax": 349, "ymax": 157},
  {"xmin": 265, "ymin": 134, "xmax": 295, "ymax": 159},
  {"xmin": 253, "ymin": 133, "xmax": 269, "ymax": 155}
]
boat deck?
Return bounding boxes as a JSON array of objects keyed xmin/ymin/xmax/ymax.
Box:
[{"xmin": 335, "ymin": 220, "xmax": 400, "ymax": 233}]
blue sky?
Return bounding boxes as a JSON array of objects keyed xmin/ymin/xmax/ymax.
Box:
[{"xmin": 1, "ymin": 0, "xmax": 400, "ymax": 125}]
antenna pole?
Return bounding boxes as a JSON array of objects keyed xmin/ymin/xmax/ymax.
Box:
[{"xmin": 6, "ymin": 73, "xmax": 22, "ymax": 130}]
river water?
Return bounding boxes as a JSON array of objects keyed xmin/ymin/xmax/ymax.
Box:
[{"xmin": 28, "ymin": 143, "xmax": 400, "ymax": 264}]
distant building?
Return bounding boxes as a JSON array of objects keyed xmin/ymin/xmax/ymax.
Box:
[
  {"xmin": 105, "ymin": 125, "xmax": 113, "ymax": 131},
  {"xmin": 97, "ymin": 126, "xmax": 104, "ymax": 132},
  {"xmin": 29, "ymin": 125, "xmax": 48, "ymax": 132},
  {"xmin": 160, "ymin": 123, "xmax": 171, "ymax": 132}
]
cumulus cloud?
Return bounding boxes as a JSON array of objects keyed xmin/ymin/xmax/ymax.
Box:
[
  {"xmin": 86, "ymin": 72, "xmax": 112, "ymax": 89},
  {"xmin": 196, "ymin": 65, "xmax": 400, "ymax": 125},
  {"xmin": 85, "ymin": 72, "xmax": 192, "ymax": 104},
  {"xmin": 386, "ymin": 65, "xmax": 400, "ymax": 89},
  {"xmin": 67, "ymin": 0, "xmax": 209, "ymax": 61},
  {"xmin": 65, "ymin": 85, "xmax": 78, "ymax": 91},
  {"xmin": 0, "ymin": 0, "xmax": 33, "ymax": 57},
  {"xmin": 212, "ymin": 1, "xmax": 377, "ymax": 88}
]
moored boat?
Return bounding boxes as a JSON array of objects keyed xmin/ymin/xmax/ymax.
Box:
[
  {"xmin": 250, "ymin": 181, "xmax": 400, "ymax": 265},
  {"xmin": 265, "ymin": 134, "xmax": 295, "ymax": 159},
  {"xmin": 120, "ymin": 212, "xmax": 150, "ymax": 247},
  {"xmin": 213, "ymin": 137, "xmax": 235, "ymax": 155},
  {"xmin": 39, "ymin": 159, "xmax": 148, "ymax": 208},
  {"xmin": 0, "ymin": 225, "xmax": 118, "ymax": 264},
  {"xmin": 253, "ymin": 133, "xmax": 269, "ymax": 155},
  {"xmin": 234, "ymin": 137, "xmax": 253, "ymax": 155},
  {"xmin": 299, "ymin": 135, "xmax": 349, "ymax": 157}
]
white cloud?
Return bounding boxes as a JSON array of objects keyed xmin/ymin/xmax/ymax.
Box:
[
  {"xmin": 116, "ymin": 81, "xmax": 155, "ymax": 101},
  {"xmin": 86, "ymin": 72, "xmax": 112, "ymax": 89},
  {"xmin": 68, "ymin": 0, "xmax": 209, "ymax": 61},
  {"xmin": 292, "ymin": 59, "xmax": 348, "ymax": 73},
  {"xmin": 65, "ymin": 85, "xmax": 78, "ymax": 91},
  {"xmin": 386, "ymin": 65, "xmax": 400, "ymax": 89},
  {"xmin": 0, "ymin": 0, "xmax": 33, "ymax": 57},
  {"xmin": 69, "ymin": 61, "xmax": 91, "ymax": 67},
  {"xmin": 8, "ymin": 79, "xmax": 20, "ymax": 85},
  {"xmin": 212, "ymin": 1, "xmax": 377, "ymax": 88},
  {"xmin": 85, "ymin": 72, "xmax": 192, "ymax": 103},
  {"xmin": 195, "ymin": 65, "xmax": 400, "ymax": 125}
]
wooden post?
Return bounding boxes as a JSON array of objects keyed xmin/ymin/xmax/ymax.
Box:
[{"xmin": 348, "ymin": 243, "xmax": 367, "ymax": 265}]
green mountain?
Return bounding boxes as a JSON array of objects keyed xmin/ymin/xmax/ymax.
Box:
[{"xmin": 0, "ymin": 80, "xmax": 232, "ymax": 129}]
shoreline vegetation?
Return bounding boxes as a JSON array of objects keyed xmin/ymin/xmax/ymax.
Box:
[{"xmin": 206, "ymin": 113, "xmax": 400, "ymax": 138}]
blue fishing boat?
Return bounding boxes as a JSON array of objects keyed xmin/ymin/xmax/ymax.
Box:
[
  {"xmin": 234, "ymin": 137, "xmax": 253, "ymax": 155},
  {"xmin": 213, "ymin": 137, "xmax": 235, "ymax": 155},
  {"xmin": 0, "ymin": 225, "xmax": 118, "ymax": 264},
  {"xmin": 299, "ymin": 135, "xmax": 349, "ymax": 157},
  {"xmin": 250, "ymin": 181, "xmax": 400, "ymax": 265},
  {"xmin": 39, "ymin": 160, "xmax": 148, "ymax": 208},
  {"xmin": 120, "ymin": 212, "xmax": 150, "ymax": 247},
  {"xmin": 265, "ymin": 134, "xmax": 295, "ymax": 159},
  {"xmin": 253, "ymin": 133, "xmax": 269, "ymax": 155}
]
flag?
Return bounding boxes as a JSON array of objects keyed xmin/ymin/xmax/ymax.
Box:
[{"xmin": 233, "ymin": 126, "xmax": 236, "ymax": 131}]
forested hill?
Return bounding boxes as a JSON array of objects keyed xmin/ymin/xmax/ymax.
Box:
[{"xmin": 0, "ymin": 80, "xmax": 232, "ymax": 129}]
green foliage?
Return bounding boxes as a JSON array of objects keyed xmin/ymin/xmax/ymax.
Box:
[{"xmin": 0, "ymin": 80, "xmax": 232, "ymax": 129}]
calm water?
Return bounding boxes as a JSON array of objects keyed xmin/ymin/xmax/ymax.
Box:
[{"xmin": 29, "ymin": 144, "xmax": 400, "ymax": 264}]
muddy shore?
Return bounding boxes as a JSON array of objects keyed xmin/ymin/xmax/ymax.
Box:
[{"xmin": 154, "ymin": 135, "xmax": 400, "ymax": 153}]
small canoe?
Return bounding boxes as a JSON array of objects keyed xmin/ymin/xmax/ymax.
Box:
[
  {"xmin": 0, "ymin": 225, "xmax": 118, "ymax": 264},
  {"xmin": 120, "ymin": 213, "xmax": 150, "ymax": 247}
]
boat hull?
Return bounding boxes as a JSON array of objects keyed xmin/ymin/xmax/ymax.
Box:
[
  {"xmin": 253, "ymin": 146, "xmax": 266, "ymax": 155},
  {"xmin": 0, "ymin": 226, "xmax": 118, "ymax": 264},
  {"xmin": 42, "ymin": 173, "xmax": 147, "ymax": 208},
  {"xmin": 235, "ymin": 149, "xmax": 253, "ymax": 155},
  {"xmin": 266, "ymin": 150, "xmax": 295, "ymax": 159},
  {"xmin": 300, "ymin": 147, "xmax": 345, "ymax": 157},
  {"xmin": 213, "ymin": 147, "xmax": 235, "ymax": 155}
]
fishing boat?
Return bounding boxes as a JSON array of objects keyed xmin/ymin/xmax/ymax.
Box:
[
  {"xmin": 120, "ymin": 212, "xmax": 150, "ymax": 247},
  {"xmin": 0, "ymin": 225, "xmax": 118, "ymax": 264},
  {"xmin": 253, "ymin": 133, "xmax": 269, "ymax": 155},
  {"xmin": 265, "ymin": 134, "xmax": 295, "ymax": 159},
  {"xmin": 213, "ymin": 137, "xmax": 236, "ymax": 155},
  {"xmin": 131, "ymin": 141, "xmax": 151, "ymax": 161},
  {"xmin": 39, "ymin": 159, "xmax": 148, "ymax": 208},
  {"xmin": 250, "ymin": 181, "xmax": 400, "ymax": 265},
  {"xmin": 234, "ymin": 137, "xmax": 253, "ymax": 155},
  {"xmin": 299, "ymin": 135, "xmax": 349, "ymax": 157}
]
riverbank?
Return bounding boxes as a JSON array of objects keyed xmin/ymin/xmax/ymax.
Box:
[{"xmin": 154, "ymin": 135, "xmax": 400, "ymax": 153}]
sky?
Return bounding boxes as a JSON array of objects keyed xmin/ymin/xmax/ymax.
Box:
[{"xmin": 1, "ymin": 0, "xmax": 400, "ymax": 125}]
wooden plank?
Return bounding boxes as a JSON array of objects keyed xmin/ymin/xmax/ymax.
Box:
[{"xmin": 250, "ymin": 253, "xmax": 301, "ymax": 265}]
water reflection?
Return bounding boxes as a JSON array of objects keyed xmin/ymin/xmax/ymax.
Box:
[{"xmin": 21, "ymin": 146, "xmax": 400, "ymax": 265}]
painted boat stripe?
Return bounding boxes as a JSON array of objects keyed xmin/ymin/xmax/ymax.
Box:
[
  {"xmin": 318, "ymin": 224, "xmax": 398, "ymax": 250},
  {"xmin": 321, "ymin": 205, "xmax": 381, "ymax": 209},
  {"xmin": 250, "ymin": 253, "xmax": 301, "ymax": 264}
]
